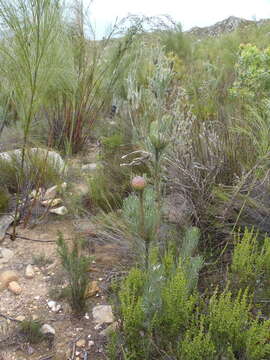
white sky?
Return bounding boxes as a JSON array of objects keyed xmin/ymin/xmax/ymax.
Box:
[{"xmin": 85, "ymin": 0, "xmax": 270, "ymax": 37}]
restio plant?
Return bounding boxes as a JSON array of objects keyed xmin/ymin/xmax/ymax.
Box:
[{"xmin": 57, "ymin": 232, "xmax": 92, "ymax": 314}]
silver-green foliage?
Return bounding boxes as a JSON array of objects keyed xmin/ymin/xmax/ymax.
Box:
[{"xmin": 122, "ymin": 187, "xmax": 158, "ymax": 248}]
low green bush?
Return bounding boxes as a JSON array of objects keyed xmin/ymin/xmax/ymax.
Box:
[
  {"xmin": 108, "ymin": 247, "xmax": 270, "ymax": 359},
  {"xmin": 231, "ymin": 228, "xmax": 270, "ymax": 286}
]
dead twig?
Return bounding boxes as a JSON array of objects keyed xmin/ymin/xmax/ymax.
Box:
[{"xmin": 6, "ymin": 232, "xmax": 72, "ymax": 243}]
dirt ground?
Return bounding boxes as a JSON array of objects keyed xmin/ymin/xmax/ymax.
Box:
[{"xmin": 0, "ymin": 218, "xmax": 131, "ymax": 360}]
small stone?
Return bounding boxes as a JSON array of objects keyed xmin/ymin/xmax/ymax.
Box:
[
  {"xmin": 76, "ymin": 339, "xmax": 86, "ymax": 347},
  {"xmin": 8, "ymin": 281, "xmax": 22, "ymax": 295},
  {"xmin": 92, "ymin": 305, "xmax": 114, "ymax": 326},
  {"xmin": 88, "ymin": 340, "xmax": 94, "ymax": 348},
  {"xmin": 47, "ymin": 300, "xmax": 61, "ymax": 312},
  {"xmin": 16, "ymin": 315, "xmax": 25, "ymax": 322},
  {"xmin": 84, "ymin": 313, "xmax": 89, "ymax": 320},
  {"xmin": 85, "ymin": 280, "xmax": 100, "ymax": 298},
  {"xmin": 30, "ymin": 188, "xmax": 42, "ymax": 199},
  {"xmin": 0, "ymin": 270, "xmax": 19, "ymax": 287},
  {"xmin": 41, "ymin": 198, "xmax": 62, "ymax": 207},
  {"xmin": 49, "ymin": 206, "xmax": 68, "ymax": 215},
  {"xmin": 25, "ymin": 264, "xmax": 35, "ymax": 279},
  {"xmin": 41, "ymin": 324, "xmax": 55, "ymax": 336}
]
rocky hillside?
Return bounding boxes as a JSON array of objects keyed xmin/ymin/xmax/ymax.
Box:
[{"xmin": 187, "ymin": 16, "xmax": 270, "ymax": 37}]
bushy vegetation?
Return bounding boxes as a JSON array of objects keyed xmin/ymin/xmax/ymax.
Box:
[{"xmin": 2, "ymin": 0, "xmax": 270, "ymax": 358}]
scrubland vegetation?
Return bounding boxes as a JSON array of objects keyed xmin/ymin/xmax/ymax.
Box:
[{"xmin": 1, "ymin": 0, "xmax": 270, "ymax": 359}]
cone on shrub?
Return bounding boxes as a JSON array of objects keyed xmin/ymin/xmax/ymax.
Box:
[{"xmin": 131, "ymin": 176, "xmax": 146, "ymax": 191}]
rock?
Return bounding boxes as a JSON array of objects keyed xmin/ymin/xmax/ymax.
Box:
[
  {"xmin": 44, "ymin": 182, "xmax": 67, "ymax": 200},
  {"xmin": 85, "ymin": 281, "xmax": 100, "ymax": 298},
  {"xmin": 0, "ymin": 270, "xmax": 19, "ymax": 287},
  {"xmin": 88, "ymin": 340, "xmax": 94, "ymax": 348},
  {"xmin": 82, "ymin": 163, "xmax": 98, "ymax": 173},
  {"xmin": 49, "ymin": 206, "xmax": 68, "ymax": 215},
  {"xmin": 92, "ymin": 305, "xmax": 114, "ymax": 326},
  {"xmin": 0, "ymin": 248, "xmax": 14, "ymax": 264},
  {"xmin": 43, "ymin": 185, "xmax": 58, "ymax": 200},
  {"xmin": 100, "ymin": 321, "xmax": 119, "ymax": 337},
  {"xmin": 41, "ymin": 324, "xmax": 55, "ymax": 336},
  {"xmin": 76, "ymin": 339, "xmax": 86, "ymax": 347},
  {"xmin": 0, "ymin": 147, "xmax": 65, "ymax": 170},
  {"xmin": 0, "ymin": 214, "xmax": 14, "ymax": 242},
  {"xmin": 16, "ymin": 315, "xmax": 26, "ymax": 322},
  {"xmin": 47, "ymin": 300, "xmax": 61, "ymax": 312},
  {"xmin": 25, "ymin": 264, "xmax": 35, "ymax": 279},
  {"xmin": 8, "ymin": 281, "xmax": 22, "ymax": 295},
  {"xmin": 41, "ymin": 198, "xmax": 62, "ymax": 207},
  {"xmin": 30, "ymin": 188, "xmax": 42, "ymax": 199}
]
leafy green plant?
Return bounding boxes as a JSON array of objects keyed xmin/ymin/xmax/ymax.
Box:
[
  {"xmin": 208, "ymin": 288, "xmax": 251, "ymax": 355},
  {"xmin": 178, "ymin": 318, "xmax": 216, "ymax": 360},
  {"xmin": 231, "ymin": 228, "xmax": 270, "ymax": 286},
  {"xmin": 57, "ymin": 232, "xmax": 92, "ymax": 314}
]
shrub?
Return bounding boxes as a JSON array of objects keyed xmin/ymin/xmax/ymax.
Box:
[
  {"xmin": 56, "ymin": 232, "xmax": 92, "ymax": 314},
  {"xmin": 231, "ymin": 228, "xmax": 270, "ymax": 286},
  {"xmin": 179, "ymin": 318, "xmax": 216, "ymax": 360},
  {"xmin": 208, "ymin": 288, "xmax": 251, "ymax": 355}
]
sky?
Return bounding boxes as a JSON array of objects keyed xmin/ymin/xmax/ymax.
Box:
[{"xmin": 86, "ymin": 0, "xmax": 270, "ymax": 38}]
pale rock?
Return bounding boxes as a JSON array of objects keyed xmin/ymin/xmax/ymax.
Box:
[
  {"xmin": 30, "ymin": 188, "xmax": 42, "ymax": 199},
  {"xmin": 16, "ymin": 315, "xmax": 25, "ymax": 322},
  {"xmin": 41, "ymin": 198, "xmax": 62, "ymax": 207},
  {"xmin": 8, "ymin": 281, "xmax": 22, "ymax": 295},
  {"xmin": 82, "ymin": 163, "xmax": 97, "ymax": 172},
  {"xmin": 92, "ymin": 305, "xmax": 114, "ymax": 326},
  {"xmin": 41, "ymin": 324, "xmax": 55, "ymax": 336},
  {"xmin": 49, "ymin": 206, "xmax": 68, "ymax": 215},
  {"xmin": 0, "ymin": 270, "xmax": 19, "ymax": 287},
  {"xmin": 44, "ymin": 185, "xmax": 58, "ymax": 200},
  {"xmin": 0, "ymin": 148, "xmax": 65, "ymax": 173},
  {"xmin": 76, "ymin": 339, "xmax": 86, "ymax": 347},
  {"xmin": 25, "ymin": 264, "xmax": 35, "ymax": 279},
  {"xmin": 88, "ymin": 340, "xmax": 94, "ymax": 347},
  {"xmin": 100, "ymin": 321, "xmax": 119, "ymax": 337},
  {"xmin": 47, "ymin": 300, "xmax": 61, "ymax": 312},
  {"xmin": 0, "ymin": 215, "xmax": 14, "ymax": 242}
]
